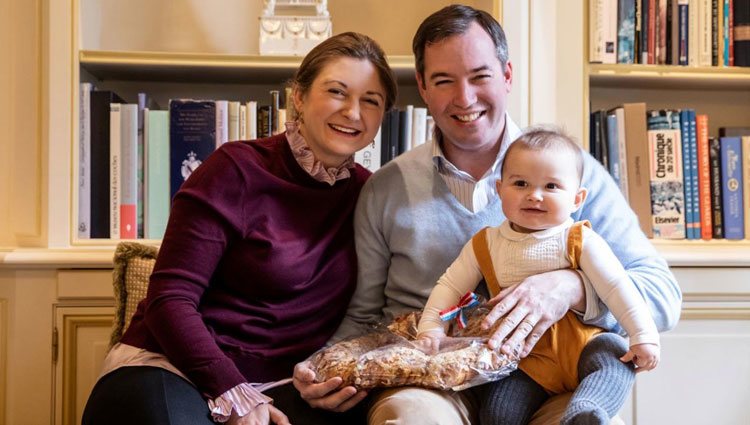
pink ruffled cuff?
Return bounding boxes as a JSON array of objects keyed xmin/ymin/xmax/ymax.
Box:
[{"xmin": 207, "ymin": 383, "xmax": 273, "ymax": 423}]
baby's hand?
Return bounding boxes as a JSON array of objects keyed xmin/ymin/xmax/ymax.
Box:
[
  {"xmin": 413, "ymin": 331, "xmax": 446, "ymax": 355},
  {"xmin": 620, "ymin": 343, "xmax": 660, "ymax": 372}
]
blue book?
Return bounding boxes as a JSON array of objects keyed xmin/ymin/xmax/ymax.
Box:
[
  {"xmin": 606, "ymin": 112, "xmax": 621, "ymax": 188},
  {"xmin": 145, "ymin": 109, "xmax": 170, "ymax": 239},
  {"xmin": 720, "ymin": 137, "xmax": 745, "ymax": 239},
  {"xmin": 618, "ymin": 0, "xmax": 636, "ymax": 63},
  {"xmin": 679, "ymin": 110, "xmax": 695, "ymax": 239},
  {"xmin": 687, "ymin": 110, "xmax": 700, "ymax": 239},
  {"xmin": 169, "ymin": 100, "xmax": 217, "ymax": 199}
]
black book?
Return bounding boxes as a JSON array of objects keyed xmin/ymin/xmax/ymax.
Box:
[
  {"xmin": 387, "ymin": 109, "xmax": 400, "ymax": 164},
  {"xmin": 735, "ymin": 0, "xmax": 750, "ymax": 67},
  {"xmin": 89, "ymin": 90, "xmax": 124, "ymax": 238},
  {"xmin": 708, "ymin": 137, "xmax": 723, "ymax": 238},
  {"xmin": 380, "ymin": 113, "xmax": 392, "ymax": 167},
  {"xmin": 398, "ymin": 109, "xmax": 409, "ymax": 156},
  {"xmin": 257, "ymin": 105, "xmax": 272, "ymax": 138}
]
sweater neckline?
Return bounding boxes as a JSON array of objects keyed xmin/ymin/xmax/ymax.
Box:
[{"xmin": 499, "ymin": 217, "xmax": 574, "ymax": 241}]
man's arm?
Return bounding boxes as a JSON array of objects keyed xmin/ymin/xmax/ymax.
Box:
[
  {"xmin": 330, "ymin": 179, "xmax": 390, "ymax": 342},
  {"xmin": 575, "ymin": 154, "xmax": 682, "ymax": 333}
]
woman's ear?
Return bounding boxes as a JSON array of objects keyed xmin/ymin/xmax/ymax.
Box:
[
  {"xmin": 573, "ymin": 187, "xmax": 588, "ymax": 212},
  {"xmin": 292, "ymin": 86, "xmax": 305, "ymax": 120}
]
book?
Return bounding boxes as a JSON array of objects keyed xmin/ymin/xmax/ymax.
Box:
[
  {"xmin": 411, "ymin": 107, "xmax": 428, "ymax": 148},
  {"xmin": 239, "ymin": 104, "xmax": 247, "ymax": 140},
  {"xmin": 743, "ymin": 136, "xmax": 750, "ymax": 239},
  {"xmin": 735, "ymin": 0, "xmax": 750, "ymax": 66},
  {"xmin": 686, "ymin": 109, "xmax": 700, "ymax": 239},
  {"xmin": 618, "ymin": 0, "xmax": 637, "ymax": 63},
  {"xmin": 689, "ymin": 0, "xmax": 699, "ymax": 65},
  {"xmin": 708, "ymin": 137, "xmax": 724, "ymax": 238},
  {"xmin": 89, "ymin": 90, "xmax": 124, "ymax": 238},
  {"xmin": 215, "ymin": 100, "xmax": 229, "ymax": 146},
  {"xmin": 228, "ymin": 100, "xmax": 240, "ymax": 142},
  {"xmin": 613, "ymin": 107, "xmax": 630, "ymax": 197},
  {"xmin": 136, "ymin": 92, "xmax": 151, "ymax": 239},
  {"xmin": 606, "ymin": 111, "xmax": 622, "ymax": 189},
  {"xmin": 696, "ymin": 114, "xmax": 713, "ymax": 239},
  {"xmin": 678, "ymin": 0, "xmax": 689, "ymax": 64},
  {"xmin": 119, "ymin": 104, "xmax": 138, "ymax": 239},
  {"xmin": 622, "ymin": 102, "xmax": 653, "ymax": 237},
  {"xmin": 713, "ymin": 0, "xmax": 720, "ymax": 65},
  {"xmin": 247, "ymin": 100, "xmax": 258, "ymax": 140},
  {"xmin": 720, "ymin": 137, "xmax": 745, "ymax": 239},
  {"xmin": 144, "ymin": 109, "xmax": 170, "ymax": 240},
  {"xmin": 679, "ymin": 110, "xmax": 696, "ymax": 239},
  {"xmin": 258, "ymin": 105, "xmax": 272, "ymax": 138},
  {"xmin": 398, "ymin": 109, "xmax": 411, "ymax": 155},
  {"xmin": 169, "ymin": 100, "xmax": 217, "ymax": 199},
  {"xmin": 78, "ymin": 82, "xmax": 94, "ymax": 239},
  {"xmin": 110, "ymin": 103, "xmax": 121, "ymax": 240},
  {"xmin": 354, "ymin": 125, "xmax": 382, "ymax": 172},
  {"xmin": 648, "ymin": 128, "xmax": 686, "ymax": 238}
]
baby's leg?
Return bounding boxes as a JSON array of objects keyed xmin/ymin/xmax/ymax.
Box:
[
  {"xmin": 561, "ymin": 333, "xmax": 635, "ymax": 425},
  {"xmin": 479, "ymin": 369, "xmax": 548, "ymax": 425}
]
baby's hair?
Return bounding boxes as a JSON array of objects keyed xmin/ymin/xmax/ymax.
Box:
[{"xmin": 502, "ymin": 125, "xmax": 584, "ymax": 183}]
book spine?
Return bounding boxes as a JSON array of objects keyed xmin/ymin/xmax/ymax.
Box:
[
  {"xmin": 696, "ymin": 114, "xmax": 713, "ymax": 239},
  {"xmin": 689, "ymin": 0, "xmax": 699, "ymax": 65},
  {"xmin": 590, "ymin": 0, "xmax": 605, "ymax": 62},
  {"xmin": 712, "ymin": 0, "xmax": 720, "ymax": 65},
  {"xmin": 649, "ymin": 0, "xmax": 657, "ymax": 63},
  {"xmin": 606, "ymin": 112, "xmax": 622, "ymax": 188},
  {"xmin": 78, "ymin": 82, "xmax": 93, "ymax": 239},
  {"xmin": 119, "ymin": 104, "xmax": 138, "ymax": 239},
  {"xmin": 648, "ymin": 129, "xmax": 686, "ymax": 238},
  {"xmin": 679, "ymin": 0, "xmax": 689, "ymax": 64},
  {"xmin": 614, "ymin": 107, "xmax": 630, "ymax": 198},
  {"xmin": 239, "ymin": 104, "xmax": 247, "ymax": 140},
  {"xmin": 734, "ymin": 0, "xmax": 750, "ymax": 66},
  {"xmin": 658, "ymin": 0, "xmax": 668, "ymax": 63},
  {"xmin": 603, "ymin": 0, "xmax": 619, "ymax": 63},
  {"xmin": 145, "ymin": 110, "xmax": 170, "ymax": 240},
  {"xmin": 270, "ymin": 90, "xmax": 280, "ymax": 134},
  {"xmin": 688, "ymin": 109, "xmax": 701, "ymax": 239},
  {"xmin": 90, "ymin": 91, "xmax": 123, "ymax": 238},
  {"xmin": 618, "ymin": 0, "xmax": 637, "ymax": 63},
  {"xmin": 728, "ymin": 0, "xmax": 734, "ymax": 65},
  {"xmin": 136, "ymin": 93, "xmax": 147, "ymax": 239},
  {"xmin": 169, "ymin": 99, "xmax": 218, "ymax": 199},
  {"xmin": 699, "ymin": 0, "xmax": 713, "ymax": 66},
  {"xmin": 723, "ymin": 0, "xmax": 731, "ymax": 65},
  {"xmin": 247, "ymin": 101, "xmax": 258, "ymax": 140},
  {"xmin": 708, "ymin": 137, "xmax": 724, "ymax": 238},
  {"xmin": 635, "ymin": 0, "xmax": 643, "ymax": 62},
  {"xmin": 110, "ymin": 103, "xmax": 121, "ymax": 240},
  {"xmin": 623, "ymin": 102, "xmax": 653, "ymax": 237},
  {"xmin": 720, "ymin": 137, "xmax": 745, "ymax": 239},
  {"xmin": 354, "ymin": 125, "xmax": 382, "ymax": 172},
  {"xmin": 679, "ymin": 110, "xmax": 695, "ymax": 239},
  {"xmin": 215, "ymin": 100, "xmax": 229, "ymax": 147},
  {"xmin": 742, "ymin": 136, "xmax": 750, "ymax": 239},
  {"xmin": 258, "ymin": 105, "xmax": 272, "ymax": 138},
  {"xmin": 412, "ymin": 107, "xmax": 428, "ymax": 148},
  {"xmin": 228, "ymin": 100, "xmax": 240, "ymax": 142}
]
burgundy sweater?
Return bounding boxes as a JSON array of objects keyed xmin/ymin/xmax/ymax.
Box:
[{"xmin": 121, "ymin": 133, "xmax": 370, "ymax": 398}]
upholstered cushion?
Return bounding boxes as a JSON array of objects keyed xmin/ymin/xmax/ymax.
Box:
[{"xmin": 110, "ymin": 242, "xmax": 158, "ymax": 347}]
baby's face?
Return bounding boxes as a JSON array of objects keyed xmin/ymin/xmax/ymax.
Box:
[{"xmin": 497, "ymin": 147, "xmax": 586, "ymax": 233}]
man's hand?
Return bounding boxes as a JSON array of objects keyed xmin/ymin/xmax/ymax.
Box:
[
  {"xmin": 226, "ymin": 403, "xmax": 290, "ymax": 425},
  {"xmin": 482, "ymin": 269, "xmax": 585, "ymax": 357},
  {"xmin": 292, "ymin": 361, "xmax": 367, "ymax": 412},
  {"xmin": 620, "ymin": 343, "xmax": 660, "ymax": 372}
]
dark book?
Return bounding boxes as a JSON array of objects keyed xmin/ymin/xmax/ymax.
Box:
[
  {"xmin": 398, "ymin": 109, "xmax": 410, "ymax": 155},
  {"xmin": 380, "ymin": 112, "xmax": 392, "ymax": 166},
  {"xmin": 708, "ymin": 137, "xmax": 724, "ymax": 238},
  {"xmin": 89, "ymin": 90, "xmax": 124, "ymax": 238},
  {"xmin": 270, "ymin": 90, "xmax": 280, "ymax": 134},
  {"xmin": 387, "ymin": 108, "xmax": 400, "ymax": 163},
  {"xmin": 169, "ymin": 100, "xmax": 217, "ymax": 199},
  {"xmin": 736, "ymin": 0, "xmax": 750, "ymax": 66},
  {"xmin": 641, "ymin": 0, "xmax": 650, "ymax": 63},
  {"xmin": 257, "ymin": 105, "xmax": 272, "ymax": 138},
  {"xmin": 712, "ymin": 0, "xmax": 720, "ymax": 66},
  {"xmin": 678, "ymin": 0, "xmax": 689, "ymax": 65}
]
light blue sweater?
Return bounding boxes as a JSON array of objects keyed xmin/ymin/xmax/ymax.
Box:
[{"xmin": 333, "ymin": 135, "xmax": 682, "ymax": 341}]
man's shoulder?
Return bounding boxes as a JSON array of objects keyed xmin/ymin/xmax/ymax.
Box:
[{"xmin": 368, "ymin": 142, "xmax": 434, "ymax": 185}]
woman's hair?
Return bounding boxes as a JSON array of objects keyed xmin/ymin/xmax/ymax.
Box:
[
  {"xmin": 502, "ymin": 125, "xmax": 585, "ymax": 182},
  {"xmin": 412, "ymin": 4, "xmax": 509, "ymax": 84},
  {"xmin": 291, "ymin": 32, "xmax": 398, "ymax": 112}
]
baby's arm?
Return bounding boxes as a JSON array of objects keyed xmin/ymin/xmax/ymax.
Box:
[
  {"xmin": 578, "ymin": 227, "xmax": 661, "ymax": 369},
  {"xmin": 417, "ymin": 240, "xmax": 485, "ymax": 337}
]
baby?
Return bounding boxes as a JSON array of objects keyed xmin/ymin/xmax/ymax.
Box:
[{"xmin": 417, "ymin": 126, "xmax": 660, "ymax": 425}]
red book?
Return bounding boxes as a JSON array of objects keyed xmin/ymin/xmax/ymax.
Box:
[{"xmin": 696, "ymin": 114, "xmax": 713, "ymax": 240}]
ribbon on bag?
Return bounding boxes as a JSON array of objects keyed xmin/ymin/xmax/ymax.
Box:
[{"xmin": 439, "ymin": 291, "xmax": 480, "ymax": 330}]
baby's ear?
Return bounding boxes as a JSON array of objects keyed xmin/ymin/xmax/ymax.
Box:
[
  {"xmin": 495, "ymin": 179, "xmax": 502, "ymax": 194},
  {"xmin": 573, "ymin": 186, "xmax": 588, "ymax": 212}
]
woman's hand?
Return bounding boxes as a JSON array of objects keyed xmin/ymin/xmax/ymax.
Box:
[
  {"xmin": 292, "ymin": 361, "xmax": 367, "ymax": 412},
  {"xmin": 482, "ymin": 269, "xmax": 585, "ymax": 357},
  {"xmin": 226, "ymin": 403, "xmax": 290, "ymax": 425}
]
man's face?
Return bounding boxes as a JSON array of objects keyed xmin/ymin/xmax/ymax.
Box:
[{"xmin": 416, "ymin": 22, "xmax": 512, "ymax": 155}]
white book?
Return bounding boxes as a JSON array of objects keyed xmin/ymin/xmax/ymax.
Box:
[
  {"xmin": 426, "ymin": 116, "xmax": 435, "ymax": 142},
  {"xmin": 411, "ymin": 107, "xmax": 427, "ymax": 148},
  {"xmin": 239, "ymin": 104, "xmax": 247, "ymax": 140},
  {"xmin": 697, "ymin": 0, "xmax": 712, "ymax": 66},
  {"xmin": 355, "ymin": 125, "xmax": 381, "ymax": 171},
  {"xmin": 109, "ymin": 103, "xmax": 121, "ymax": 240},
  {"xmin": 590, "ymin": 0, "xmax": 605, "ymax": 62},
  {"xmin": 119, "ymin": 104, "xmax": 138, "ymax": 239},
  {"xmin": 247, "ymin": 101, "xmax": 258, "ymax": 140},
  {"xmin": 601, "ymin": 0, "xmax": 618, "ymax": 64},
  {"xmin": 215, "ymin": 100, "xmax": 229, "ymax": 147},
  {"xmin": 614, "ymin": 107, "xmax": 629, "ymax": 199},
  {"xmin": 404, "ymin": 105, "xmax": 414, "ymax": 151},
  {"xmin": 277, "ymin": 109, "xmax": 287, "ymax": 134},
  {"xmin": 78, "ymin": 82, "xmax": 94, "ymax": 239},
  {"xmin": 688, "ymin": 0, "xmax": 699, "ymax": 66},
  {"xmin": 228, "ymin": 100, "xmax": 240, "ymax": 141},
  {"xmin": 648, "ymin": 129, "xmax": 686, "ymax": 239}
]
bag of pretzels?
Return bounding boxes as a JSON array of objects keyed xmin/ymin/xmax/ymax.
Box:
[{"xmin": 309, "ymin": 305, "xmax": 518, "ymax": 391}]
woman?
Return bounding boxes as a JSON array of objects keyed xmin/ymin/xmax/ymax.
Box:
[{"xmin": 82, "ymin": 32, "xmax": 397, "ymax": 425}]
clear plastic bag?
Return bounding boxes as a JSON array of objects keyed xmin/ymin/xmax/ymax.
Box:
[{"xmin": 309, "ymin": 308, "xmax": 518, "ymax": 391}]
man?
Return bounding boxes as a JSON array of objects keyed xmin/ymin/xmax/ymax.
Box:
[{"xmin": 295, "ymin": 5, "xmax": 681, "ymax": 424}]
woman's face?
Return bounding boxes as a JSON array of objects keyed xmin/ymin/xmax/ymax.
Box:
[{"xmin": 294, "ymin": 57, "xmax": 387, "ymax": 167}]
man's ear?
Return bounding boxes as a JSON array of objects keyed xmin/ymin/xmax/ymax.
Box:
[
  {"xmin": 415, "ymin": 71, "xmax": 428, "ymax": 102},
  {"xmin": 573, "ymin": 186, "xmax": 588, "ymax": 212}
]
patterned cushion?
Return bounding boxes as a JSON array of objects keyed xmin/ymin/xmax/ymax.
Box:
[{"xmin": 110, "ymin": 242, "xmax": 158, "ymax": 347}]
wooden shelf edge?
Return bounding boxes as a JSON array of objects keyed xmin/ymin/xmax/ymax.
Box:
[
  {"xmin": 653, "ymin": 240, "xmax": 750, "ymax": 267},
  {"xmin": 588, "ymin": 63, "xmax": 750, "ymax": 89}
]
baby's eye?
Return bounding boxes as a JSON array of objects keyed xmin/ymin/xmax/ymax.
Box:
[
  {"xmin": 546, "ymin": 183, "xmax": 559, "ymax": 189},
  {"xmin": 513, "ymin": 180, "xmax": 528, "ymax": 187}
]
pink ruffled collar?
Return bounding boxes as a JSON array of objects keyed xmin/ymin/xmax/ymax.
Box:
[{"xmin": 285, "ymin": 122, "xmax": 354, "ymax": 185}]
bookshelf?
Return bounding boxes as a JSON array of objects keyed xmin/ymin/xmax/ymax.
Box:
[{"xmin": 582, "ymin": 1, "xmax": 750, "ymax": 266}]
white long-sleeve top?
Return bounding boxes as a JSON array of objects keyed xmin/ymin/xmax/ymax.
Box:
[{"xmin": 419, "ymin": 218, "xmax": 660, "ymax": 348}]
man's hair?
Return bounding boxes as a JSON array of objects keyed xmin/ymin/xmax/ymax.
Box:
[
  {"xmin": 412, "ymin": 4, "xmax": 509, "ymax": 84},
  {"xmin": 501, "ymin": 125, "xmax": 585, "ymax": 182},
  {"xmin": 292, "ymin": 31, "xmax": 398, "ymax": 112}
]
